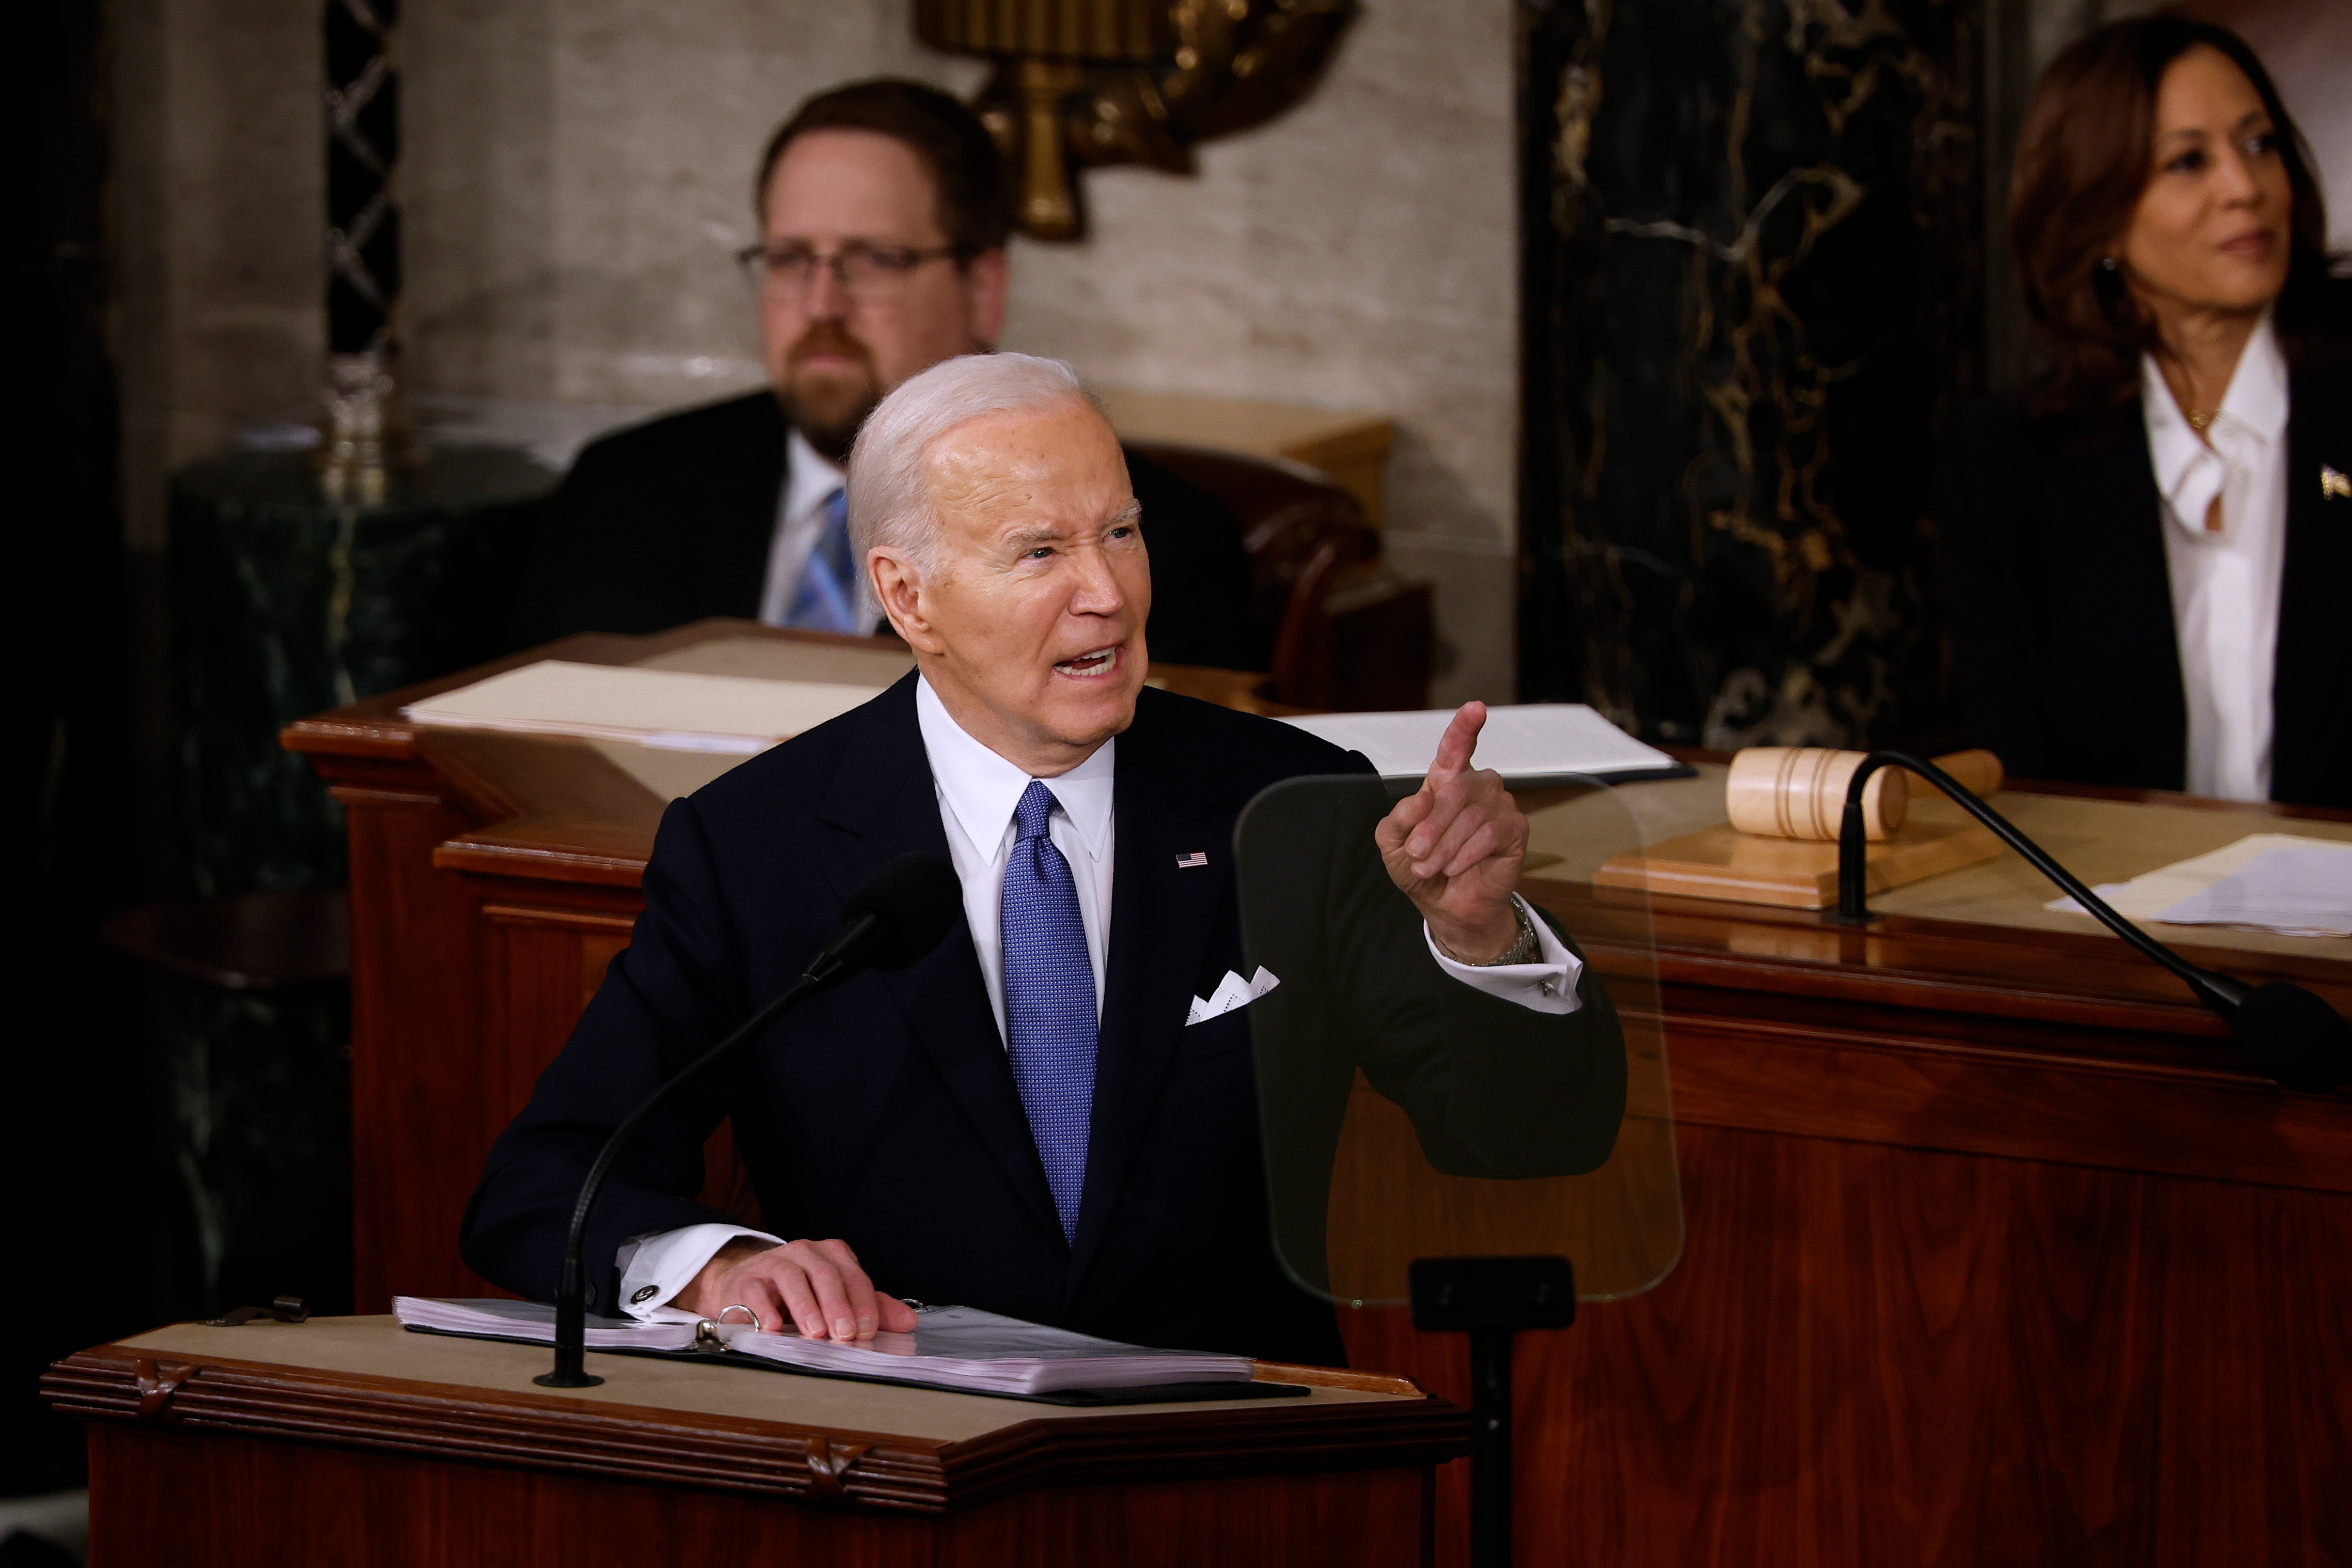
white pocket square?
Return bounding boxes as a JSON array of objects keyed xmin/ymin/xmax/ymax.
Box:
[{"xmin": 1186, "ymin": 966, "xmax": 1279, "ymax": 1026}]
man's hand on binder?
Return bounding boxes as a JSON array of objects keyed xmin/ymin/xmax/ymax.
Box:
[
  {"xmin": 1376, "ymin": 701, "xmax": 1530, "ymax": 964},
  {"xmin": 676, "ymin": 1236, "xmax": 919, "ymax": 1342}
]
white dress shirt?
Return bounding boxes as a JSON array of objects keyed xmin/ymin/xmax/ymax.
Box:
[
  {"xmin": 616, "ymin": 675, "xmax": 1584, "ymax": 1322},
  {"xmin": 756, "ymin": 429, "xmax": 879, "ymax": 630},
  {"xmin": 2141, "ymin": 314, "xmax": 2289, "ymax": 802}
]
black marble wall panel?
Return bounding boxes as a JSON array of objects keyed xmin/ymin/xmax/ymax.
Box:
[
  {"xmin": 1518, "ymin": 0, "xmax": 1982, "ymax": 748},
  {"xmin": 167, "ymin": 445, "xmax": 547, "ymax": 898}
]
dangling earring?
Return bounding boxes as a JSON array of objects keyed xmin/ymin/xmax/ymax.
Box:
[{"xmin": 2099, "ymin": 256, "xmax": 2119, "ymax": 272}]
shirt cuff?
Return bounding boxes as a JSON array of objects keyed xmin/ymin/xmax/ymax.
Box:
[
  {"xmin": 615, "ymin": 1222, "xmax": 784, "ymax": 1323},
  {"xmin": 1425, "ymin": 895, "xmax": 1585, "ymax": 1015}
]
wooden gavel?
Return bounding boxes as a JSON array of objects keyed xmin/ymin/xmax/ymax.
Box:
[{"xmin": 1726, "ymin": 747, "xmax": 2004, "ymax": 842}]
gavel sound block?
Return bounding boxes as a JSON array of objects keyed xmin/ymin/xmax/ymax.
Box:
[{"xmin": 1592, "ymin": 749, "xmax": 2007, "ymax": 910}]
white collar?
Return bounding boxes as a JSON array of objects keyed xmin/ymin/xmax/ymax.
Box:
[
  {"xmin": 784, "ymin": 426, "xmax": 846, "ymax": 525},
  {"xmin": 2142, "ymin": 311, "xmax": 2288, "ymax": 519},
  {"xmin": 914, "ymin": 675, "xmax": 1116, "ymax": 866}
]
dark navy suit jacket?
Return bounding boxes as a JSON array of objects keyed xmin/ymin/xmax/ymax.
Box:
[{"xmin": 459, "ymin": 675, "xmax": 1628, "ymax": 1365}]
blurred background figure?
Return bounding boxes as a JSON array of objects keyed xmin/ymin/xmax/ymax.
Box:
[
  {"xmin": 1939, "ymin": 15, "xmax": 2352, "ymax": 809},
  {"xmin": 508, "ymin": 79, "xmax": 1258, "ymax": 671}
]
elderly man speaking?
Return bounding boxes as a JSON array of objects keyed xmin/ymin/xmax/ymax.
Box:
[{"xmin": 461, "ymin": 355, "xmax": 1626, "ymax": 1366}]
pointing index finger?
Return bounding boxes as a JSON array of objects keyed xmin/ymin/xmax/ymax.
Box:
[{"xmin": 1425, "ymin": 702, "xmax": 1487, "ymax": 789}]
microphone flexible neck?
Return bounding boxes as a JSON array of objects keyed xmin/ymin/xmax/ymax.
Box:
[
  {"xmin": 538, "ymin": 964, "xmax": 827, "ymax": 1388},
  {"xmin": 1835, "ymin": 752, "xmax": 2248, "ymax": 1017}
]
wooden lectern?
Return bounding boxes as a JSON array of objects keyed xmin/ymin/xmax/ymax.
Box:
[{"xmin": 45, "ymin": 1317, "xmax": 1463, "ymax": 1565}]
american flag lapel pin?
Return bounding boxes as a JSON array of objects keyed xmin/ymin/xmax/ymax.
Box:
[
  {"xmin": 2323, "ymin": 465, "xmax": 2350, "ymax": 502},
  {"xmin": 1175, "ymin": 851, "xmax": 1208, "ymax": 869}
]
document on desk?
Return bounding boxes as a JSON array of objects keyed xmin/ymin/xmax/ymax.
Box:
[
  {"xmin": 401, "ymin": 660, "xmax": 885, "ymax": 753},
  {"xmin": 2045, "ymin": 833, "xmax": 2352, "ymax": 939},
  {"xmin": 2154, "ymin": 840, "xmax": 2352, "ymax": 938},
  {"xmin": 393, "ymin": 1296, "xmax": 1254, "ymax": 1398},
  {"xmin": 1278, "ymin": 704, "xmax": 1685, "ymax": 785}
]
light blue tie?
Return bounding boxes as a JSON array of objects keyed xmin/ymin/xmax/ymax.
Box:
[
  {"xmin": 784, "ymin": 487, "xmax": 858, "ymax": 632},
  {"xmin": 1001, "ymin": 780, "xmax": 1097, "ymax": 1243}
]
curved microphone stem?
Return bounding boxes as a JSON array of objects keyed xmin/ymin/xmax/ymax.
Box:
[
  {"xmin": 1834, "ymin": 751, "xmax": 2249, "ymax": 1020},
  {"xmin": 537, "ymin": 927, "xmax": 875, "ymax": 1389}
]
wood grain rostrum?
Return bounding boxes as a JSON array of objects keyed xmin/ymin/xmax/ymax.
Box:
[
  {"xmin": 78, "ymin": 1427, "xmax": 1439, "ymax": 1567},
  {"xmin": 42, "ymin": 1345, "xmax": 1461, "ymax": 1516},
  {"xmin": 279, "ymin": 624, "xmax": 2352, "ymax": 1566}
]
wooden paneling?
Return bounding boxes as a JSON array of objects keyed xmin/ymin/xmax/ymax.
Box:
[
  {"xmin": 334, "ymin": 784, "xmax": 495, "ymax": 1310},
  {"xmin": 87, "ymin": 1424, "xmax": 1436, "ymax": 1567},
  {"xmin": 1343, "ymin": 1120, "xmax": 2352, "ymax": 1566}
]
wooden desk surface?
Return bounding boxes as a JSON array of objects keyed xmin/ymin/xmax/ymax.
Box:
[
  {"xmin": 50, "ymin": 1321, "xmax": 1459, "ymax": 1567},
  {"xmin": 286, "ymin": 620, "xmax": 1286, "ymax": 888},
  {"xmin": 1538, "ymin": 761, "xmax": 2352, "ymax": 962}
]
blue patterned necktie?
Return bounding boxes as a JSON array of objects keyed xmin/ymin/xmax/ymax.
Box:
[
  {"xmin": 784, "ymin": 486, "xmax": 857, "ymax": 632},
  {"xmin": 1001, "ymin": 780, "xmax": 1098, "ymax": 1243}
]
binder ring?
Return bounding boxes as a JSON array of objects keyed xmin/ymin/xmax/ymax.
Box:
[{"xmin": 717, "ymin": 1303, "xmax": 764, "ymax": 1332}]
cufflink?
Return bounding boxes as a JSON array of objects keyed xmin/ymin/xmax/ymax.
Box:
[
  {"xmin": 630, "ymin": 1285, "xmax": 659, "ymax": 1305},
  {"xmin": 2324, "ymin": 465, "xmax": 2350, "ymax": 502}
]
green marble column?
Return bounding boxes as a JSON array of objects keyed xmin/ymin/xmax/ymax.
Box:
[
  {"xmin": 1518, "ymin": 0, "xmax": 1982, "ymax": 749},
  {"xmin": 161, "ymin": 442, "xmax": 549, "ymax": 1312},
  {"xmin": 168, "ymin": 444, "xmax": 549, "ymax": 896}
]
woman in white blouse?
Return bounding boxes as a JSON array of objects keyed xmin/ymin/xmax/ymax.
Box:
[{"xmin": 1939, "ymin": 15, "xmax": 2352, "ymax": 809}]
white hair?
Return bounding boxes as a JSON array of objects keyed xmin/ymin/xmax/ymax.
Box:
[{"xmin": 845, "ymin": 352, "xmax": 1097, "ymax": 575}]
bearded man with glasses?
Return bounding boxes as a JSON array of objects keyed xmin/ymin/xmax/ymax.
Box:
[{"xmin": 509, "ymin": 79, "xmax": 1258, "ymax": 669}]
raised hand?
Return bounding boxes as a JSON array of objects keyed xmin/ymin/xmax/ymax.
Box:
[{"xmin": 1373, "ymin": 701, "xmax": 1530, "ymax": 963}]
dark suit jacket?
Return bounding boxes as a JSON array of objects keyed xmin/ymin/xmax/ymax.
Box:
[
  {"xmin": 509, "ymin": 391, "xmax": 1261, "ymax": 670},
  {"xmin": 459, "ymin": 677, "xmax": 1628, "ymax": 1365},
  {"xmin": 1937, "ymin": 364, "xmax": 2352, "ymax": 809}
]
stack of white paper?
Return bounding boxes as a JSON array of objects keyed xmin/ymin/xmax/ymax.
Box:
[
  {"xmin": 728, "ymin": 1306, "xmax": 1254, "ymax": 1395},
  {"xmin": 394, "ymin": 1297, "xmax": 1255, "ymax": 1396},
  {"xmin": 2045, "ymin": 833, "xmax": 2352, "ymax": 938},
  {"xmin": 1277, "ymin": 705, "xmax": 1678, "ymax": 783},
  {"xmin": 2154, "ymin": 842, "xmax": 2352, "ymax": 938},
  {"xmin": 394, "ymin": 1295, "xmax": 697, "ymax": 1349},
  {"xmin": 401, "ymin": 661, "xmax": 885, "ymax": 753}
]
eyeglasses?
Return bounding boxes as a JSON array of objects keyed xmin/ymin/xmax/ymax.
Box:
[{"xmin": 734, "ymin": 242, "xmax": 960, "ymax": 302}]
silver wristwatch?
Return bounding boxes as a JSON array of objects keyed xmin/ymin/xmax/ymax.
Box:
[{"xmin": 1474, "ymin": 899, "xmax": 1541, "ymax": 967}]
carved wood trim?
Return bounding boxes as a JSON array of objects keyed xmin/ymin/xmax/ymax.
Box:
[
  {"xmin": 42, "ymin": 1345, "xmax": 1467, "ymax": 1516},
  {"xmin": 434, "ymin": 839, "xmax": 655, "ymax": 886},
  {"xmin": 133, "ymin": 1359, "xmax": 194, "ymax": 1419},
  {"xmin": 330, "ymin": 784, "xmax": 451, "ymax": 810},
  {"xmin": 1658, "ymin": 1007, "xmax": 2352, "ymax": 1193},
  {"xmin": 1250, "ymin": 1361, "xmax": 1426, "ymax": 1396},
  {"xmin": 479, "ymin": 903, "xmax": 642, "ymax": 935}
]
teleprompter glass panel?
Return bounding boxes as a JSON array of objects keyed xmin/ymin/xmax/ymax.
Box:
[{"xmin": 1235, "ymin": 774, "xmax": 1679, "ymax": 1307}]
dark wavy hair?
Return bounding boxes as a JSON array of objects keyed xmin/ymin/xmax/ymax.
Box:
[
  {"xmin": 2009, "ymin": 15, "xmax": 2348, "ymax": 421},
  {"xmin": 752, "ymin": 78, "xmax": 1012, "ymax": 259}
]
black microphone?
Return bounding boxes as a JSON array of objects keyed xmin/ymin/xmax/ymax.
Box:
[
  {"xmin": 535, "ymin": 852, "xmax": 962, "ymax": 1388},
  {"xmin": 1836, "ymin": 752, "xmax": 2351, "ymax": 1095}
]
